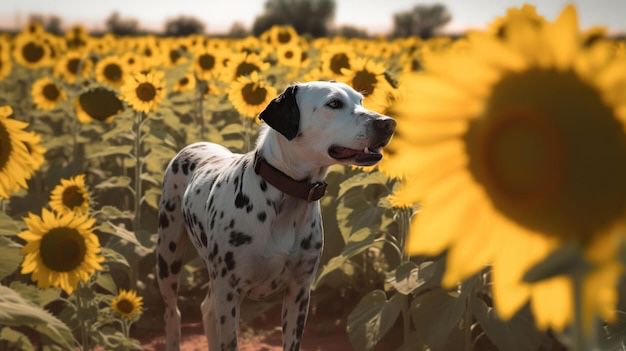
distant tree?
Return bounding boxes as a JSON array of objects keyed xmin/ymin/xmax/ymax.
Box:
[
  {"xmin": 29, "ymin": 15, "xmax": 63, "ymax": 35},
  {"xmin": 391, "ymin": 3, "xmax": 451, "ymax": 38},
  {"xmin": 105, "ymin": 12, "xmax": 140, "ymax": 36},
  {"xmin": 227, "ymin": 22, "xmax": 249, "ymax": 38},
  {"xmin": 164, "ymin": 16, "xmax": 205, "ymax": 36},
  {"xmin": 332, "ymin": 25, "xmax": 369, "ymax": 38},
  {"xmin": 252, "ymin": 0, "xmax": 335, "ymax": 37}
]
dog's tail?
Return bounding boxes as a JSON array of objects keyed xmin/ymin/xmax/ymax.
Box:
[{"xmin": 155, "ymin": 150, "xmax": 194, "ymax": 351}]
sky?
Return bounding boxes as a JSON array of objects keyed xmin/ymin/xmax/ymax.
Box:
[{"xmin": 0, "ymin": 0, "xmax": 624, "ymax": 34}]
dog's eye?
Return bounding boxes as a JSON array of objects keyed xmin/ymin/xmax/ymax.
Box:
[{"xmin": 325, "ymin": 99, "xmax": 343, "ymax": 109}]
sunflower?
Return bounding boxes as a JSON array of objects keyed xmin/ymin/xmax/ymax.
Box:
[
  {"xmin": 268, "ymin": 25, "xmax": 299, "ymax": 46},
  {"xmin": 76, "ymin": 87, "xmax": 124, "ymax": 124},
  {"xmin": 111, "ymin": 289, "xmax": 144, "ymax": 320},
  {"xmin": 120, "ymin": 71, "xmax": 166, "ymax": 113},
  {"xmin": 487, "ymin": 4, "xmax": 545, "ymax": 38},
  {"xmin": 13, "ymin": 33, "xmax": 51, "ymax": 69},
  {"xmin": 18, "ymin": 209, "xmax": 102, "ymax": 294},
  {"xmin": 391, "ymin": 5, "xmax": 626, "ymax": 332},
  {"xmin": 228, "ymin": 71, "xmax": 276, "ymax": 118},
  {"xmin": 31, "ymin": 77, "xmax": 66, "ymax": 111},
  {"xmin": 320, "ymin": 44, "xmax": 356, "ymax": 78},
  {"xmin": 276, "ymin": 44, "xmax": 303, "ymax": 68},
  {"xmin": 0, "ymin": 106, "xmax": 40, "ymax": 199},
  {"xmin": 50, "ymin": 175, "xmax": 90, "ymax": 215},
  {"xmin": 95, "ymin": 56, "xmax": 128, "ymax": 87},
  {"xmin": 173, "ymin": 72, "xmax": 196, "ymax": 93},
  {"xmin": 54, "ymin": 51, "xmax": 93, "ymax": 84},
  {"xmin": 193, "ymin": 48, "xmax": 222, "ymax": 81},
  {"xmin": 340, "ymin": 58, "xmax": 394, "ymax": 111},
  {"xmin": 221, "ymin": 53, "xmax": 270, "ymax": 82}
]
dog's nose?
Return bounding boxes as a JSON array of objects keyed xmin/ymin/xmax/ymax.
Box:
[{"xmin": 373, "ymin": 118, "xmax": 396, "ymax": 135}]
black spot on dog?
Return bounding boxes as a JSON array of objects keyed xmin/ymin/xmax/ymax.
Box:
[
  {"xmin": 200, "ymin": 226, "xmax": 208, "ymax": 247},
  {"xmin": 171, "ymin": 160, "xmax": 179, "ymax": 174},
  {"xmin": 159, "ymin": 212, "xmax": 169, "ymax": 229},
  {"xmin": 295, "ymin": 288, "xmax": 306, "ymax": 303},
  {"xmin": 157, "ymin": 254, "xmax": 169, "ymax": 279},
  {"xmin": 271, "ymin": 280, "xmax": 277, "ymax": 290},
  {"xmin": 229, "ymin": 231, "xmax": 252, "ymax": 246},
  {"xmin": 234, "ymin": 192, "xmax": 249, "ymax": 208},
  {"xmin": 169, "ymin": 241, "xmax": 176, "ymax": 252},
  {"xmin": 220, "ymin": 211, "xmax": 224, "ymax": 219},
  {"xmin": 315, "ymin": 242, "xmax": 322, "ymax": 250},
  {"xmin": 182, "ymin": 160, "xmax": 190, "ymax": 175},
  {"xmin": 229, "ymin": 219, "xmax": 235, "ymax": 229},
  {"xmin": 257, "ymin": 211, "xmax": 266, "ymax": 222},
  {"xmin": 170, "ymin": 260, "xmax": 182, "ymax": 275},
  {"xmin": 227, "ymin": 292, "xmax": 233, "ymax": 301},
  {"xmin": 220, "ymin": 315, "xmax": 226, "ymax": 324},
  {"xmin": 231, "ymin": 307, "xmax": 236, "ymax": 317},
  {"xmin": 224, "ymin": 251, "xmax": 235, "ymax": 271},
  {"xmin": 296, "ymin": 313, "xmax": 306, "ymax": 338},
  {"xmin": 300, "ymin": 234, "xmax": 312, "ymax": 250},
  {"xmin": 165, "ymin": 200, "xmax": 176, "ymax": 212},
  {"xmin": 221, "ymin": 267, "xmax": 228, "ymax": 277},
  {"xmin": 246, "ymin": 204, "xmax": 253, "ymax": 213},
  {"xmin": 260, "ymin": 180, "xmax": 267, "ymax": 192},
  {"xmin": 171, "ymin": 282, "xmax": 177, "ymax": 291},
  {"xmin": 189, "ymin": 162, "xmax": 196, "ymax": 172},
  {"xmin": 196, "ymin": 188, "xmax": 201, "ymax": 194}
]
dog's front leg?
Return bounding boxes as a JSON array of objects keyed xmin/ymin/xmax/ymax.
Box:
[
  {"xmin": 213, "ymin": 282, "xmax": 240, "ymax": 351},
  {"xmin": 281, "ymin": 282, "xmax": 312, "ymax": 351}
]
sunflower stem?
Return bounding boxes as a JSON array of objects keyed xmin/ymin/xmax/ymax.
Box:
[
  {"xmin": 122, "ymin": 319, "xmax": 130, "ymax": 339},
  {"xmin": 572, "ymin": 269, "xmax": 593, "ymax": 351},
  {"xmin": 133, "ymin": 111, "xmax": 143, "ymax": 235},
  {"xmin": 197, "ymin": 79, "xmax": 206, "ymax": 141},
  {"xmin": 244, "ymin": 117, "xmax": 252, "ymax": 153},
  {"xmin": 76, "ymin": 283, "xmax": 90, "ymax": 351}
]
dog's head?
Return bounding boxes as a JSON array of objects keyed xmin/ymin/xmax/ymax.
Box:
[{"xmin": 259, "ymin": 81, "xmax": 396, "ymax": 167}]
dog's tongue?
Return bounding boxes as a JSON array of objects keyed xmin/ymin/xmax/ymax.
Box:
[
  {"xmin": 328, "ymin": 146, "xmax": 360, "ymax": 159},
  {"xmin": 328, "ymin": 145, "xmax": 383, "ymax": 165}
]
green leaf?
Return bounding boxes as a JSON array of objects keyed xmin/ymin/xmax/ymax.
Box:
[
  {"xmin": 338, "ymin": 172, "xmax": 390, "ymax": 198},
  {"xmin": 336, "ymin": 184, "xmax": 390, "ymax": 243},
  {"xmin": 411, "ymin": 289, "xmax": 465, "ymax": 350},
  {"xmin": 0, "ymin": 285, "xmax": 76, "ymax": 349},
  {"xmin": 347, "ymin": 290, "xmax": 403, "ymax": 351},
  {"xmin": 471, "ymin": 295, "xmax": 552, "ymax": 351},
  {"xmin": 95, "ymin": 176, "xmax": 133, "ymax": 191},
  {"xmin": 598, "ymin": 311, "xmax": 626, "ymax": 350},
  {"xmin": 0, "ymin": 237, "xmax": 22, "ymax": 280},
  {"xmin": 9, "ymin": 281, "xmax": 60, "ymax": 307},
  {"xmin": 97, "ymin": 222, "xmax": 143, "ymax": 248},
  {"xmin": 87, "ymin": 145, "xmax": 133, "ymax": 159},
  {"xmin": 98, "ymin": 206, "xmax": 133, "ymax": 220},
  {"xmin": 386, "ymin": 261, "xmax": 420, "ymax": 295},
  {"xmin": 101, "ymin": 247, "xmax": 129, "ymax": 267},
  {"xmin": 523, "ymin": 243, "xmax": 587, "ymax": 283},
  {"xmin": 142, "ymin": 187, "xmax": 162, "ymax": 209},
  {"xmin": 95, "ymin": 272, "xmax": 117, "ymax": 294},
  {"xmin": 0, "ymin": 212, "xmax": 22, "ymax": 236},
  {"xmin": 0, "ymin": 327, "xmax": 35, "ymax": 351}
]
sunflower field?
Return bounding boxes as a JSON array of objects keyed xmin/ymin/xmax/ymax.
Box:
[{"xmin": 0, "ymin": 3, "xmax": 625, "ymax": 351}]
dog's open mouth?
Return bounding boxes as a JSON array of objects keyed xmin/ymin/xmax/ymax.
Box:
[{"xmin": 328, "ymin": 145, "xmax": 383, "ymax": 166}]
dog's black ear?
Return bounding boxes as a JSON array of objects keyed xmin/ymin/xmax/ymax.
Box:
[{"xmin": 258, "ymin": 85, "xmax": 299, "ymax": 140}]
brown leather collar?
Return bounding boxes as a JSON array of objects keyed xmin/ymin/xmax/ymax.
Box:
[{"xmin": 253, "ymin": 153, "xmax": 327, "ymax": 202}]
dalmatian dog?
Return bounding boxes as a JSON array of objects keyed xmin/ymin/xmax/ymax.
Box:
[{"xmin": 155, "ymin": 81, "xmax": 396, "ymax": 351}]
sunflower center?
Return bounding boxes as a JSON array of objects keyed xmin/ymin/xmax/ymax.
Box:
[
  {"xmin": 241, "ymin": 83, "xmax": 267, "ymax": 105},
  {"xmin": 116, "ymin": 299, "xmax": 135, "ymax": 314},
  {"xmin": 466, "ymin": 68, "xmax": 626, "ymax": 240},
  {"xmin": 0, "ymin": 123, "xmax": 11, "ymax": 172},
  {"xmin": 285, "ymin": 51, "xmax": 294, "ymax": 59},
  {"xmin": 135, "ymin": 82, "xmax": 157, "ymax": 102},
  {"xmin": 198, "ymin": 54, "xmax": 216, "ymax": 70},
  {"xmin": 62, "ymin": 185, "xmax": 85, "ymax": 209},
  {"xmin": 352, "ymin": 70, "xmax": 378, "ymax": 96},
  {"xmin": 67, "ymin": 58, "xmax": 81, "ymax": 74},
  {"xmin": 22, "ymin": 42, "xmax": 45, "ymax": 63},
  {"xmin": 330, "ymin": 53, "xmax": 350, "ymax": 75},
  {"xmin": 79, "ymin": 88, "xmax": 124, "ymax": 122},
  {"xmin": 179, "ymin": 77, "xmax": 189, "ymax": 86},
  {"xmin": 39, "ymin": 227, "xmax": 87, "ymax": 272},
  {"xmin": 104, "ymin": 63, "xmax": 122, "ymax": 82},
  {"xmin": 169, "ymin": 50, "xmax": 181, "ymax": 64},
  {"xmin": 278, "ymin": 32, "xmax": 291, "ymax": 44},
  {"xmin": 42, "ymin": 83, "xmax": 60, "ymax": 101},
  {"xmin": 235, "ymin": 62, "xmax": 260, "ymax": 78}
]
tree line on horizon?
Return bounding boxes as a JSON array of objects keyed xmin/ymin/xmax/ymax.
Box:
[{"xmin": 21, "ymin": 0, "xmax": 452, "ymax": 38}]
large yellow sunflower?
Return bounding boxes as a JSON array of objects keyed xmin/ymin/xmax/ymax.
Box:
[
  {"xmin": 95, "ymin": 56, "xmax": 128, "ymax": 87},
  {"xmin": 340, "ymin": 58, "xmax": 394, "ymax": 111},
  {"xmin": 76, "ymin": 87, "xmax": 124, "ymax": 124},
  {"xmin": 390, "ymin": 5, "xmax": 626, "ymax": 332},
  {"xmin": 228, "ymin": 71, "xmax": 276, "ymax": 119},
  {"xmin": 0, "ymin": 106, "xmax": 39, "ymax": 199},
  {"xmin": 31, "ymin": 77, "xmax": 66, "ymax": 111},
  {"xmin": 13, "ymin": 33, "xmax": 51, "ymax": 69},
  {"xmin": 50, "ymin": 175, "xmax": 90, "ymax": 215},
  {"xmin": 18, "ymin": 209, "xmax": 103, "ymax": 294},
  {"xmin": 54, "ymin": 51, "xmax": 93, "ymax": 84},
  {"xmin": 120, "ymin": 71, "xmax": 166, "ymax": 113},
  {"xmin": 221, "ymin": 53, "xmax": 270, "ymax": 83},
  {"xmin": 193, "ymin": 48, "xmax": 222, "ymax": 81},
  {"xmin": 111, "ymin": 289, "xmax": 144, "ymax": 320}
]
